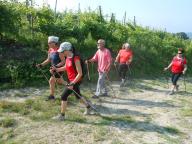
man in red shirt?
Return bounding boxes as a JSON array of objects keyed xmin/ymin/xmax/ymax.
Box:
[
  {"xmin": 114, "ymin": 43, "xmax": 133, "ymax": 87},
  {"xmin": 164, "ymin": 48, "xmax": 187, "ymax": 95}
]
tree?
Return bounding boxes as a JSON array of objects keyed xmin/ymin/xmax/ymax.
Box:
[{"xmin": 175, "ymin": 32, "xmax": 189, "ymax": 40}]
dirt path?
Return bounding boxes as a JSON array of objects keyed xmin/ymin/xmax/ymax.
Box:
[{"xmin": 0, "ymin": 78, "xmax": 192, "ymax": 144}]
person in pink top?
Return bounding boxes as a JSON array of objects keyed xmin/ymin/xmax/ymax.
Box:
[{"xmin": 86, "ymin": 39, "xmax": 112, "ymax": 99}]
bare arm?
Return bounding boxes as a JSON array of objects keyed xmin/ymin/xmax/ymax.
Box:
[
  {"xmin": 56, "ymin": 59, "xmax": 65, "ymax": 67},
  {"xmin": 115, "ymin": 53, "xmax": 120, "ymax": 63},
  {"xmin": 183, "ymin": 64, "xmax": 187, "ymax": 74},
  {"xmin": 37, "ymin": 54, "xmax": 50, "ymax": 67},
  {"xmin": 164, "ymin": 62, "xmax": 173, "ymax": 71}
]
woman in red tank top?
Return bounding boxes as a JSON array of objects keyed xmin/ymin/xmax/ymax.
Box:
[
  {"xmin": 50, "ymin": 42, "xmax": 94, "ymax": 120},
  {"xmin": 164, "ymin": 48, "xmax": 187, "ymax": 95}
]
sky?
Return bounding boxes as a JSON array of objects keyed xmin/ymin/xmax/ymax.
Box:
[{"xmin": 32, "ymin": 0, "xmax": 192, "ymax": 33}]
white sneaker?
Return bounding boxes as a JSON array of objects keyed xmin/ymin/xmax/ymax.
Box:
[
  {"xmin": 52, "ymin": 114, "xmax": 65, "ymax": 121},
  {"xmin": 176, "ymin": 85, "xmax": 179, "ymax": 92},
  {"xmin": 84, "ymin": 107, "xmax": 96, "ymax": 115},
  {"xmin": 168, "ymin": 91, "xmax": 174, "ymax": 95},
  {"xmin": 84, "ymin": 108, "xmax": 91, "ymax": 115}
]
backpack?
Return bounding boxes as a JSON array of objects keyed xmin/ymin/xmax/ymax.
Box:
[{"xmin": 71, "ymin": 46, "xmax": 87, "ymax": 80}]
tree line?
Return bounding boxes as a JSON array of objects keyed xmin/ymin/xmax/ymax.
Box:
[{"xmin": 0, "ymin": 1, "xmax": 192, "ymax": 88}]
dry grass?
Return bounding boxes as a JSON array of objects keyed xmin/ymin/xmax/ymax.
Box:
[{"xmin": 0, "ymin": 78, "xmax": 192, "ymax": 143}]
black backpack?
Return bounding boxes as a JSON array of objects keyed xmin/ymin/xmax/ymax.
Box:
[{"xmin": 71, "ymin": 46, "xmax": 87, "ymax": 80}]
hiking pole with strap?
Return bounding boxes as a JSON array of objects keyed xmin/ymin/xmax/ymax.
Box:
[
  {"xmin": 126, "ymin": 64, "xmax": 133, "ymax": 84},
  {"xmin": 114, "ymin": 62, "xmax": 119, "ymax": 73},
  {"xmin": 127, "ymin": 64, "xmax": 132, "ymax": 76},
  {"xmin": 106, "ymin": 74, "xmax": 116, "ymax": 98},
  {"xmin": 163, "ymin": 71, "xmax": 169, "ymax": 89},
  {"xmin": 65, "ymin": 83, "xmax": 100, "ymax": 115},
  {"xmin": 86, "ymin": 62, "xmax": 91, "ymax": 81},
  {"xmin": 183, "ymin": 74, "xmax": 186, "ymax": 92},
  {"xmin": 36, "ymin": 66, "xmax": 50, "ymax": 83}
]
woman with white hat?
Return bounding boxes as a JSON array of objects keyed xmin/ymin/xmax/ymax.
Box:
[{"xmin": 36, "ymin": 36, "xmax": 66, "ymax": 100}]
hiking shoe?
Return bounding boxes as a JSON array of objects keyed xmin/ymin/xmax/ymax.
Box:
[
  {"xmin": 120, "ymin": 82, "xmax": 125, "ymax": 87},
  {"xmin": 46, "ymin": 95, "xmax": 55, "ymax": 101},
  {"xmin": 84, "ymin": 107, "xmax": 96, "ymax": 115},
  {"xmin": 84, "ymin": 108, "xmax": 91, "ymax": 115},
  {"xmin": 168, "ymin": 91, "xmax": 174, "ymax": 95},
  {"xmin": 176, "ymin": 85, "xmax": 179, "ymax": 92},
  {"xmin": 92, "ymin": 95, "xmax": 99, "ymax": 99},
  {"xmin": 100, "ymin": 93, "xmax": 109, "ymax": 97},
  {"xmin": 52, "ymin": 114, "xmax": 65, "ymax": 121}
]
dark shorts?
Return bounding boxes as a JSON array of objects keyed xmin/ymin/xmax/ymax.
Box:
[
  {"xmin": 52, "ymin": 72, "xmax": 63, "ymax": 78},
  {"xmin": 118, "ymin": 63, "xmax": 128, "ymax": 79},
  {"xmin": 61, "ymin": 83, "xmax": 81, "ymax": 101},
  {"xmin": 171, "ymin": 73, "xmax": 182, "ymax": 85}
]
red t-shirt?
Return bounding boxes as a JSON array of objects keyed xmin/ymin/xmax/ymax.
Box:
[
  {"xmin": 65, "ymin": 56, "xmax": 81, "ymax": 82},
  {"xmin": 171, "ymin": 56, "xmax": 187, "ymax": 73},
  {"xmin": 118, "ymin": 49, "xmax": 133, "ymax": 64}
]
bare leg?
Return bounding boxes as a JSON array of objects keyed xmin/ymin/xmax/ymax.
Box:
[
  {"xmin": 61, "ymin": 101, "xmax": 67, "ymax": 114},
  {"xmin": 49, "ymin": 76, "xmax": 55, "ymax": 96},
  {"xmin": 57, "ymin": 77, "xmax": 67, "ymax": 85}
]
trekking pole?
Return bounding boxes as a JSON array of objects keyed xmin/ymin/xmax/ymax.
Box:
[
  {"xmin": 114, "ymin": 63, "xmax": 119, "ymax": 73},
  {"xmin": 163, "ymin": 71, "xmax": 169, "ymax": 89},
  {"xmin": 127, "ymin": 64, "xmax": 132, "ymax": 76},
  {"xmin": 106, "ymin": 74, "xmax": 116, "ymax": 98},
  {"xmin": 86, "ymin": 62, "xmax": 91, "ymax": 81},
  {"xmin": 183, "ymin": 74, "xmax": 186, "ymax": 92},
  {"xmin": 36, "ymin": 66, "xmax": 50, "ymax": 83},
  {"xmin": 127, "ymin": 64, "xmax": 132, "ymax": 83},
  {"xmin": 65, "ymin": 84, "xmax": 100, "ymax": 115}
]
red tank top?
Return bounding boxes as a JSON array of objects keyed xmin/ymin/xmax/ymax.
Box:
[
  {"xmin": 171, "ymin": 56, "xmax": 186, "ymax": 73},
  {"xmin": 65, "ymin": 56, "xmax": 81, "ymax": 82}
]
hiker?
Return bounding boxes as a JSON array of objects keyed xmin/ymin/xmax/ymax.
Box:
[
  {"xmin": 85, "ymin": 39, "xmax": 112, "ymax": 99},
  {"xmin": 114, "ymin": 43, "xmax": 133, "ymax": 87},
  {"xmin": 36, "ymin": 36, "xmax": 66, "ymax": 100},
  {"xmin": 51, "ymin": 42, "xmax": 94, "ymax": 120},
  {"xmin": 164, "ymin": 48, "xmax": 187, "ymax": 95}
]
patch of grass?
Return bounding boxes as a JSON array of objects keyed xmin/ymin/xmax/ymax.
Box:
[
  {"xmin": 164, "ymin": 126, "xmax": 182, "ymax": 135},
  {"xmin": 0, "ymin": 117, "xmax": 16, "ymax": 128},
  {"xmin": 161, "ymin": 134, "xmax": 181, "ymax": 144},
  {"xmin": 14, "ymin": 92, "xmax": 28, "ymax": 97},
  {"xmin": 111, "ymin": 139, "xmax": 124, "ymax": 144},
  {"xmin": 29, "ymin": 111, "xmax": 55, "ymax": 121},
  {"xmin": 66, "ymin": 111, "xmax": 87, "ymax": 123},
  {"xmin": 0, "ymin": 98, "xmax": 61, "ymax": 119},
  {"xmin": 0, "ymin": 129, "xmax": 16, "ymax": 143},
  {"xmin": 93, "ymin": 126, "xmax": 108, "ymax": 142},
  {"xmin": 0, "ymin": 101, "xmax": 30, "ymax": 115},
  {"xmin": 102, "ymin": 115, "xmax": 135, "ymax": 123},
  {"xmin": 95, "ymin": 119, "xmax": 111, "ymax": 126},
  {"xmin": 180, "ymin": 108, "xmax": 192, "ymax": 117}
]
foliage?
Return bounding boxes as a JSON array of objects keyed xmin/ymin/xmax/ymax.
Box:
[
  {"xmin": 0, "ymin": 1, "xmax": 192, "ymax": 88},
  {"xmin": 0, "ymin": 117, "xmax": 17, "ymax": 128},
  {"xmin": 175, "ymin": 32, "xmax": 189, "ymax": 40}
]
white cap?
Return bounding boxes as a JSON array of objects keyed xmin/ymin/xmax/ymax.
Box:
[
  {"xmin": 124, "ymin": 43, "xmax": 130, "ymax": 48},
  {"xmin": 48, "ymin": 36, "xmax": 59, "ymax": 43},
  {"xmin": 58, "ymin": 42, "xmax": 72, "ymax": 52}
]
